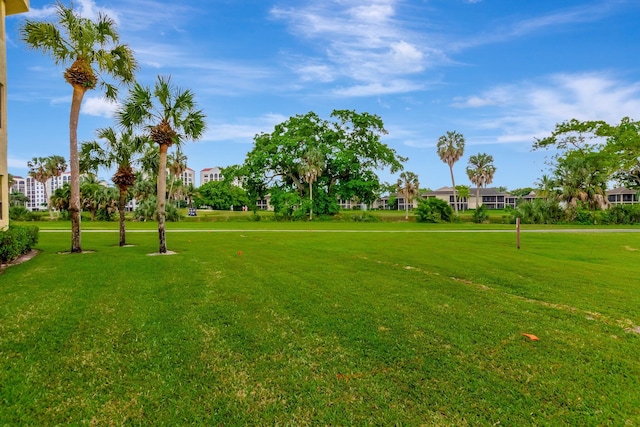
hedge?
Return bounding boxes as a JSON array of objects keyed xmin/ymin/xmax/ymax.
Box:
[{"xmin": 0, "ymin": 225, "xmax": 39, "ymax": 264}]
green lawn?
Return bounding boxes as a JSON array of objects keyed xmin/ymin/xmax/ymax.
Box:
[{"xmin": 1, "ymin": 225, "xmax": 639, "ymax": 425}]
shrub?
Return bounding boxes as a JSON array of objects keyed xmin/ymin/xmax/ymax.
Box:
[
  {"xmin": 510, "ymin": 199, "xmax": 565, "ymax": 224},
  {"xmin": 472, "ymin": 205, "xmax": 489, "ymax": 224},
  {"xmin": 9, "ymin": 206, "xmax": 40, "ymax": 221},
  {"xmin": 415, "ymin": 198, "xmax": 453, "ymax": 223},
  {"xmin": 0, "ymin": 225, "xmax": 39, "ymax": 264},
  {"xmin": 601, "ymin": 204, "xmax": 640, "ymax": 224}
]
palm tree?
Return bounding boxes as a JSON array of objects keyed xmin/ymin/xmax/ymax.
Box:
[
  {"xmin": 397, "ymin": 171, "xmax": 419, "ymax": 220},
  {"xmin": 27, "ymin": 155, "xmax": 67, "ymax": 218},
  {"xmin": 20, "ymin": 3, "xmax": 137, "ymax": 253},
  {"xmin": 455, "ymin": 185, "xmax": 470, "ymax": 212},
  {"xmin": 184, "ymin": 183, "xmax": 199, "ymax": 209},
  {"xmin": 80, "ymin": 174, "xmax": 104, "ymax": 221},
  {"xmin": 118, "ymin": 76, "xmax": 206, "ymax": 253},
  {"xmin": 81, "ymin": 127, "xmax": 147, "ymax": 246},
  {"xmin": 466, "ymin": 153, "xmax": 496, "ymax": 209},
  {"xmin": 299, "ymin": 147, "xmax": 324, "ymax": 220},
  {"xmin": 535, "ymin": 174, "xmax": 557, "ymax": 201},
  {"xmin": 437, "ymin": 131, "xmax": 465, "ymax": 216}
]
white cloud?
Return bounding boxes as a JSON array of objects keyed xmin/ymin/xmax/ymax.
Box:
[
  {"xmin": 81, "ymin": 97, "xmax": 119, "ymax": 118},
  {"xmin": 332, "ymin": 80, "xmax": 424, "ymax": 97},
  {"xmin": 452, "ymin": 72, "xmax": 640, "ymax": 144},
  {"xmin": 271, "ymin": 0, "xmax": 439, "ymax": 94},
  {"xmin": 201, "ymin": 114, "xmax": 289, "ymax": 143}
]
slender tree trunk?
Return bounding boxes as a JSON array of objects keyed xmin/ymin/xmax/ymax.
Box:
[
  {"xmin": 157, "ymin": 144, "xmax": 169, "ymax": 253},
  {"xmin": 405, "ymin": 191, "xmax": 409, "ymax": 220},
  {"xmin": 309, "ymin": 182, "xmax": 313, "ymax": 220},
  {"xmin": 69, "ymin": 86, "xmax": 86, "ymax": 253},
  {"xmin": 41, "ymin": 183, "xmax": 51, "ymax": 219},
  {"xmin": 476, "ymin": 187, "xmax": 480, "ymax": 210},
  {"xmin": 118, "ymin": 185, "xmax": 127, "ymax": 247},
  {"xmin": 449, "ymin": 165, "xmax": 458, "ymax": 216}
]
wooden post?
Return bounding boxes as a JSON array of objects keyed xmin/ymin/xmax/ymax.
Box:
[{"xmin": 516, "ymin": 217, "xmax": 521, "ymax": 249}]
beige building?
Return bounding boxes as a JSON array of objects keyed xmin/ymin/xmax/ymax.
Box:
[
  {"xmin": 200, "ymin": 166, "xmax": 223, "ymax": 186},
  {"xmin": 177, "ymin": 167, "xmax": 195, "ymax": 187},
  {"xmin": 1, "ymin": 0, "xmax": 29, "ymax": 229}
]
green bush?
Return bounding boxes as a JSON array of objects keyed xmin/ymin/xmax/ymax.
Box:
[
  {"xmin": 415, "ymin": 198, "xmax": 453, "ymax": 223},
  {"xmin": 9, "ymin": 206, "xmax": 41, "ymax": 221},
  {"xmin": 472, "ymin": 205, "xmax": 489, "ymax": 224},
  {"xmin": 0, "ymin": 225, "xmax": 39, "ymax": 264},
  {"xmin": 509, "ymin": 199, "xmax": 565, "ymax": 224},
  {"xmin": 600, "ymin": 204, "xmax": 640, "ymax": 224}
]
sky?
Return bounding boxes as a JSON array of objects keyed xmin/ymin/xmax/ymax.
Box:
[{"xmin": 6, "ymin": 0, "xmax": 640, "ymax": 191}]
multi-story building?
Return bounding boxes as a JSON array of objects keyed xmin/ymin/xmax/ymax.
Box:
[
  {"xmin": 10, "ymin": 175, "xmax": 26, "ymax": 195},
  {"xmin": 1, "ymin": 0, "xmax": 30, "ymax": 229},
  {"xmin": 11, "ymin": 172, "xmax": 72, "ymax": 211},
  {"xmin": 177, "ymin": 167, "xmax": 195, "ymax": 187},
  {"xmin": 200, "ymin": 167, "xmax": 223, "ymax": 186}
]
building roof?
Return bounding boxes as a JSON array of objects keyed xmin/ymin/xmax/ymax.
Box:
[
  {"xmin": 426, "ymin": 186, "xmax": 511, "ymax": 197},
  {"xmin": 606, "ymin": 187, "xmax": 637, "ymax": 195}
]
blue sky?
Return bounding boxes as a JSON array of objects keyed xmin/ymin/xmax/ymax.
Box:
[{"xmin": 6, "ymin": 0, "xmax": 640, "ymax": 190}]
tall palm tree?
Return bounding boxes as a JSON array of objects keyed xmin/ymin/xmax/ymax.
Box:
[
  {"xmin": 118, "ymin": 75, "xmax": 206, "ymax": 253},
  {"xmin": 466, "ymin": 153, "xmax": 496, "ymax": 209},
  {"xmin": 21, "ymin": 3, "xmax": 137, "ymax": 253},
  {"xmin": 299, "ymin": 147, "xmax": 324, "ymax": 220},
  {"xmin": 397, "ymin": 171, "xmax": 419, "ymax": 220},
  {"xmin": 27, "ymin": 155, "xmax": 67, "ymax": 218},
  {"xmin": 437, "ymin": 131, "xmax": 465, "ymax": 216},
  {"xmin": 81, "ymin": 127, "xmax": 147, "ymax": 246}
]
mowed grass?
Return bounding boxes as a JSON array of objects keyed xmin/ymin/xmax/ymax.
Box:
[{"xmin": 1, "ymin": 227, "xmax": 639, "ymax": 425}]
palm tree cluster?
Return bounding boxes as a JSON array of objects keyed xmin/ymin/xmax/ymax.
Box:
[{"xmin": 20, "ymin": 3, "xmax": 206, "ymax": 254}]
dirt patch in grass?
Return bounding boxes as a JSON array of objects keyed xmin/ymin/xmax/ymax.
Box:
[{"xmin": 0, "ymin": 250, "xmax": 40, "ymax": 275}]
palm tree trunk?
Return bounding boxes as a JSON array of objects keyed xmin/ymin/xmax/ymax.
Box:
[
  {"xmin": 118, "ymin": 185, "xmax": 127, "ymax": 246},
  {"xmin": 476, "ymin": 187, "xmax": 480, "ymax": 210},
  {"xmin": 309, "ymin": 183, "xmax": 313, "ymax": 220},
  {"xmin": 157, "ymin": 144, "xmax": 168, "ymax": 253},
  {"xmin": 69, "ymin": 86, "xmax": 86, "ymax": 253},
  {"xmin": 449, "ymin": 165, "xmax": 458, "ymax": 216},
  {"xmin": 405, "ymin": 191, "xmax": 409, "ymax": 220}
]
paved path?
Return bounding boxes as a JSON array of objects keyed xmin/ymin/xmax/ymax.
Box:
[{"xmin": 39, "ymin": 228, "xmax": 640, "ymax": 233}]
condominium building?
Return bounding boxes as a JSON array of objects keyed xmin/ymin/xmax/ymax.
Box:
[
  {"xmin": 200, "ymin": 167, "xmax": 223, "ymax": 186},
  {"xmin": 177, "ymin": 167, "xmax": 195, "ymax": 187},
  {"xmin": 11, "ymin": 172, "xmax": 72, "ymax": 211}
]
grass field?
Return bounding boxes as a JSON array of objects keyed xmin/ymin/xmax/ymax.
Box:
[{"xmin": 1, "ymin": 224, "xmax": 639, "ymax": 425}]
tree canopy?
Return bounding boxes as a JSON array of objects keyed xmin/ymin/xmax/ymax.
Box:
[
  {"xmin": 533, "ymin": 117, "xmax": 640, "ymax": 210},
  {"xmin": 241, "ymin": 110, "xmax": 405, "ymax": 216}
]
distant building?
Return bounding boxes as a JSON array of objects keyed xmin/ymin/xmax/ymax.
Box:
[
  {"xmin": 200, "ymin": 167, "xmax": 223, "ymax": 186},
  {"xmin": 1, "ymin": 0, "xmax": 30, "ymax": 229},
  {"xmin": 12, "ymin": 172, "xmax": 72, "ymax": 211},
  {"xmin": 607, "ymin": 187, "xmax": 639, "ymax": 205},
  {"xmin": 177, "ymin": 167, "xmax": 195, "ymax": 187}
]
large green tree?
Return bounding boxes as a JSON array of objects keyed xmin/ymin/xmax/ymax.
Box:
[
  {"xmin": 118, "ymin": 76, "xmax": 206, "ymax": 253},
  {"xmin": 196, "ymin": 180, "xmax": 249, "ymax": 211},
  {"xmin": 436, "ymin": 131, "xmax": 465, "ymax": 216},
  {"xmin": 21, "ymin": 3, "xmax": 137, "ymax": 253},
  {"xmin": 242, "ymin": 110, "xmax": 405, "ymax": 216},
  {"xmin": 466, "ymin": 153, "xmax": 496, "ymax": 208},
  {"xmin": 532, "ymin": 118, "xmax": 636, "ymax": 209},
  {"xmin": 81, "ymin": 128, "xmax": 147, "ymax": 246}
]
